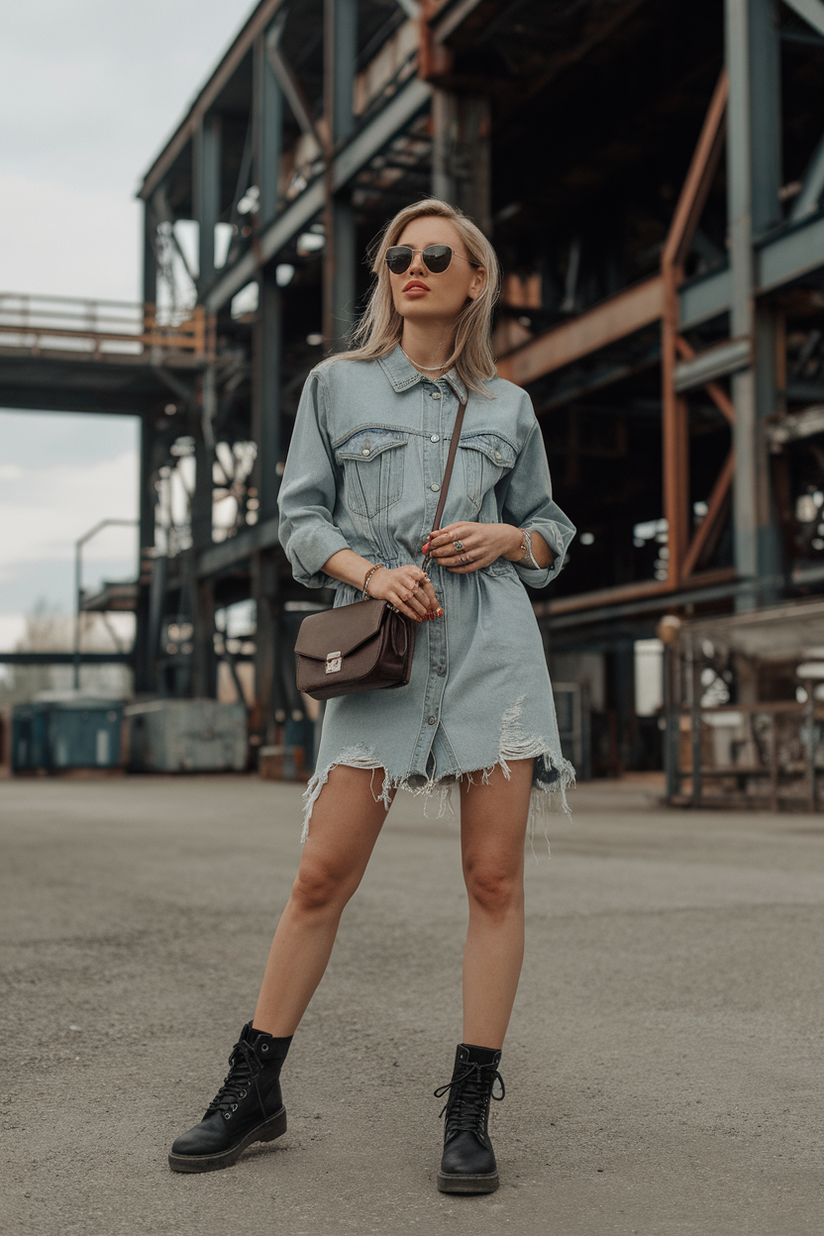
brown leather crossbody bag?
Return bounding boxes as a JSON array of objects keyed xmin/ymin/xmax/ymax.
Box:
[{"xmin": 294, "ymin": 397, "xmax": 467, "ymax": 701}]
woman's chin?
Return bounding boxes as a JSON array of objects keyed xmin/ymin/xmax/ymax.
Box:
[{"xmin": 396, "ymin": 302, "xmax": 455, "ymax": 324}]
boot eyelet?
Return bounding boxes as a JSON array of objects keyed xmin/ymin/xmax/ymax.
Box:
[{"xmin": 239, "ymin": 1089, "xmax": 247, "ymax": 1098}]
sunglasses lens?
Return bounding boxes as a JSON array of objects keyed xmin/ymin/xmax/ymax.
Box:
[
  {"xmin": 422, "ymin": 245, "xmax": 452, "ymax": 272},
  {"xmin": 385, "ymin": 246, "xmax": 413, "ymax": 274}
]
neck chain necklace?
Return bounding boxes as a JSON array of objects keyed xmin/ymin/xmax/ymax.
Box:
[{"xmin": 400, "ymin": 344, "xmax": 449, "ymax": 373}]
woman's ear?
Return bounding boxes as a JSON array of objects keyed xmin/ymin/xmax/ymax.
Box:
[{"xmin": 467, "ymin": 265, "xmax": 487, "ymax": 302}]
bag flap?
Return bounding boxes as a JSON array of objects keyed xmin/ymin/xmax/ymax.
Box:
[{"xmin": 294, "ymin": 598, "xmax": 388, "ymax": 661}]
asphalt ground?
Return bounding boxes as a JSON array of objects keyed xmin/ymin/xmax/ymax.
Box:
[{"xmin": 1, "ymin": 772, "xmax": 823, "ymax": 1236}]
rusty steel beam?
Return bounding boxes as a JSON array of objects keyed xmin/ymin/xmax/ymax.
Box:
[
  {"xmin": 681, "ymin": 449, "xmax": 735, "ymax": 579},
  {"xmin": 496, "ymin": 275, "xmax": 663, "ymax": 387},
  {"xmin": 541, "ymin": 578, "xmax": 670, "ymax": 617},
  {"xmin": 661, "ymin": 70, "xmax": 729, "ymax": 590},
  {"xmin": 536, "ymin": 568, "xmax": 737, "ymax": 619},
  {"xmin": 662, "ymin": 72, "xmax": 729, "ymax": 271},
  {"xmin": 674, "ymin": 335, "xmax": 736, "ymax": 424}
]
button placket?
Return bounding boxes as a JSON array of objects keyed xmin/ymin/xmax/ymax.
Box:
[
  {"xmin": 421, "ymin": 383, "xmax": 445, "ymax": 526},
  {"xmin": 410, "ymin": 608, "xmax": 449, "ymax": 772}
]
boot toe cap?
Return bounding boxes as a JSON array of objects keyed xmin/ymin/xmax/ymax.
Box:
[
  {"xmin": 440, "ymin": 1131, "xmax": 497, "ymax": 1177},
  {"xmin": 171, "ymin": 1114, "xmax": 227, "ymax": 1157}
]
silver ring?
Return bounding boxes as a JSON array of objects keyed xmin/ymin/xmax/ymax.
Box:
[
  {"xmin": 460, "ymin": 554, "xmax": 470, "ymax": 564},
  {"xmin": 453, "ymin": 539, "xmax": 465, "ymax": 552}
]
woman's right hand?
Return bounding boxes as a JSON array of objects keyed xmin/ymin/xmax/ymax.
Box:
[{"xmin": 367, "ymin": 565, "xmax": 442, "ymax": 623}]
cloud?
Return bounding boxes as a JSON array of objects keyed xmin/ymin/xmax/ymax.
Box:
[
  {"xmin": 0, "ymin": 1, "xmax": 255, "ymax": 299},
  {"xmin": 0, "ymin": 449, "xmax": 138, "ymax": 572},
  {"xmin": 0, "ymin": 172, "xmax": 142, "ymax": 302}
]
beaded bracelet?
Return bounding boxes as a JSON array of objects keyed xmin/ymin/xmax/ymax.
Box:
[{"xmin": 362, "ymin": 564, "xmax": 382, "ymax": 597}]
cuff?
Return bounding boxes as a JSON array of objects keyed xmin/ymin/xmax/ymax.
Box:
[
  {"xmin": 514, "ymin": 521, "xmax": 575, "ymax": 590},
  {"xmin": 288, "ymin": 523, "xmax": 352, "ymax": 589}
]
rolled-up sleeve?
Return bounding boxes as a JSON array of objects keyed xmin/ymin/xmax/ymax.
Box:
[
  {"xmin": 498, "ymin": 418, "xmax": 576, "ymax": 589},
  {"xmin": 277, "ymin": 369, "xmax": 350, "ymax": 588}
]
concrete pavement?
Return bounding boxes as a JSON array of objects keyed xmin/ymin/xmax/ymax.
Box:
[{"xmin": 1, "ymin": 773, "xmax": 823, "ymax": 1235}]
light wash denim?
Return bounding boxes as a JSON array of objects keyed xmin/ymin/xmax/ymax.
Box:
[{"xmin": 278, "ymin": 345, "xmax": 577, "ymax": 838}]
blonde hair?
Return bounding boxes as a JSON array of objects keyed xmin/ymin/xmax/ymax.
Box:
[{"xmin": 340, "ymin": 198, "xmax": 501, "ymax": 395}]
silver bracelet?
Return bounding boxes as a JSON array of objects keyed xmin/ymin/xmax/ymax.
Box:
[{"xmin": 518, "ymin": 529, "xmax": 540, "ymax": 570}]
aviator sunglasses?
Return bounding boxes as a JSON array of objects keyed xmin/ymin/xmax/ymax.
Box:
[{"xmin": 384, "ymin": 244, "xmax": 479, "ymax": 275}]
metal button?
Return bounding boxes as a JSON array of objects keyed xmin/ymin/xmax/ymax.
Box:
[
  {"xmin": 437, "ymin": 666, "xmax": 446, "ymax": 676},
  {"xmin": 494, "ymin": 450, "xmax": 501, "ymax": 460},
  {"xmin": 430, "ymin": 483, "xmax": 440, "ymax": 492},
  {"xmin": 362, "ymin": 448, "xmax": 371, "ymax": 456},
  {"xmin": 431, "ymin": 391, "xmax": 441, "ymax": 399},
  {"xmin": 428, "ymin": 716, "xmax": 436, "ymax": 725},
  {"xmin": 430, "ymin": 434, "xmax": 440, "ymax": 442}
]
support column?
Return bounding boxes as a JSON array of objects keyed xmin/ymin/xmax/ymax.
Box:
[
  {"xmin": 325, "ymin": 191, "xmax": 356, "ymax": 349},
  {"xmin": 193, "ymin": 114, "xmax": 221, "ymax": 291},
  {"xmin": 254, "ymin": 27, "xmax": 283, "ymax": 227},
  {"xmin": 190, "ymin": 423, "xmax": 216, "ymax": 698},
  {"xmin": 251, "ymin": 553, "xmax": 279, "ymax": 747},
  {"xmin": 252, "ymin": 264, "xmax": 283, "ymax": 741},
  {"xmin": 432, "ymin": 90, "xmax": 491, "ymax": 234},
  {"xmin": 323, "ymin": 0, "xmax": 358, "ymax": 349},
  {"xmin": 133, "ymin": 415, "xmax": 158, "ymax": 693},
  {"xmin": 725, "ymin": 0, "xmax": 783, "ymax": 608},
  {"xmin": 254, "ymin": 265, "xmax": 282, "ymax": 522},
  {"xmin": 142, "ymin": 197, "xmax": 158, "ymax": 308},
  {"xmin": 135, "ymin": 196, "xmax": 161, "ymax": 693}
]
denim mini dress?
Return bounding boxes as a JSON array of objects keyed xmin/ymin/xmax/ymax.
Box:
[{"xmin": 277, "ymin": 345, "xmax": 577, "ymax": 839}]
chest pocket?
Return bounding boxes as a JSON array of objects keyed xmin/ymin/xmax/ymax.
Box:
[
  {"xmin": 334, "ymin": 429, "xmax": 408, "ymax": 518},
  {"xmin": 459, "ymin": 433, "xmax": 517, "ymax": 510}
]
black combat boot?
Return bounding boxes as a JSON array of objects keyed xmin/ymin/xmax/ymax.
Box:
[
  {"xmin": 168, "ymin": 1022, "xmax": 291, "ymax": 1173},
  {"xmin": 434, "ymin": 1043, "xmax": 505, "ymax": 1194}
]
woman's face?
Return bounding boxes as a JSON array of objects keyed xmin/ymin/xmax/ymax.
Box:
[{"xmin": 388, "ymin": 216, "xmax": 486, "ymax": 327}]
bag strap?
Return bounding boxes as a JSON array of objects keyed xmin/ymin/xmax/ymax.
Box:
[{"xmin": 427, "ymin": 396, "xmax": 467, "ymax": 540}]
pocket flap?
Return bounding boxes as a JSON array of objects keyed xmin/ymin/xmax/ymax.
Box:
[
  {"xmin": 459, "ymin": 433, "xmax": 516, "ymax": 468},
  {"xmin": 294, "ymin": 598, "xmax": 388, "ymax": 661},
  {"xmin": 335, "ymin": 429, "xmax": 408, "ymax": 462}
]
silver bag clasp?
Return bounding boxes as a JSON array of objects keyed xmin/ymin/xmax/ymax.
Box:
[{"xmin": 325, "ymin": 651, "xmax": 342, "ymax": 674}]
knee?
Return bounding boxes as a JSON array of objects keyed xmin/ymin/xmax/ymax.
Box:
[
  {"xmin": 290, "ymin": 860, "xmax": 352, "ymax": 915},
  {"xmin": 464, "ymin": 861, "xmax": 523, "ymax": 919}
]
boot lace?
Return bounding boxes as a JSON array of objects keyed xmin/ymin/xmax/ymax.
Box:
[
  {"xmin": 433, "ymin": 1060, "xmax": 505, "ymax": 1136},
  {"xmin": 205, "ymin": 1039, "xmax": 259, "ymax": 1118}
]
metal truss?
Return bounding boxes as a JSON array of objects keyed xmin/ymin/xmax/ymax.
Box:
[{"xmin": 4, "ymin": 0, "xmax": 824, "ymax": 760}]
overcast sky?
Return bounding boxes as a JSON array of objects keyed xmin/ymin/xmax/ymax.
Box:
[{"xmin": 0, "ymin": 0, "xmax": 256, "ymax": 649}]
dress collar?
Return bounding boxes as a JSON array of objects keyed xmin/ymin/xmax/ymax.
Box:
[{"xmin": 378, "ymin": 344, "xmax": 468, "ymax": 403}]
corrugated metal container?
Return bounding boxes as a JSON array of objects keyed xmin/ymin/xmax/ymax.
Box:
[
  {"xmin": 125, "ymin": 699, "xmax": 247, "ymax": 772},
  {"xmin": 12, "ymin": 697, "xmax": 123, "ymax": 772}
]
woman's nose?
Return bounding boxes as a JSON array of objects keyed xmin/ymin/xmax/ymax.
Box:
[{"xmin": 408, "ymin": 251, "xmax": 426, "ymax": 276}]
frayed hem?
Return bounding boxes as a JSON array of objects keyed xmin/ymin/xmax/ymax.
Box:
[
  {"xmin": 301, "ymin": 744, "xmax": 393, "ymax": 843},
  {"xmin": 301, "ymin": 750, "xmax": 459, "ymax": 843},
  {"xmin": 300, "ymin": 695, "xmax": 575, "ymax": 852}
]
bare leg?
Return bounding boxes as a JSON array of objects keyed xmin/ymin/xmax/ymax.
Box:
[
  {"xmin": 253, "ymin": 765, "xmax": 394, "ymax": 1037},
  {"xmin": 460, "ymin": 760, "xmax": 533, "ymax": 1049}
]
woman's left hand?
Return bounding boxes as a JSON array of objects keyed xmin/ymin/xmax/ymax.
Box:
[{"xmin": 422, "ymin": 522, "xmax": 521, "ymax": 573}]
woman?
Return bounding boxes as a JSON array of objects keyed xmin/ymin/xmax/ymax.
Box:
[{"xmin": 169, "ymin": 199, "xmax": 575, "ymax": 1193}]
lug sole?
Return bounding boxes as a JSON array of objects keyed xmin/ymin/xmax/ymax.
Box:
[
  {"xmin": 437, "ymin": 1168, "xmax": 499, "ymax": 1194},
  {"xmin": 168, "ymin": 1106, "xmax": 287, "ymax": 1173}
]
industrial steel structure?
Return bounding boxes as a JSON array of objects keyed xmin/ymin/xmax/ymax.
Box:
[{"xmin": 3, "ymin": 0, "xmax": 824, "ymax": 777}]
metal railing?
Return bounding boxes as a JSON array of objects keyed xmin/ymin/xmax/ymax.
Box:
[{"xmin": 0, "ymin": 293, "xmax": 214, "ymax": 361}]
